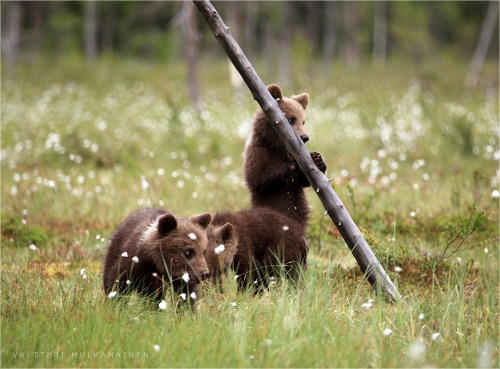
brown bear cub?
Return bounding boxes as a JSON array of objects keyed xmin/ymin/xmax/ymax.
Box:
[
  {"xmin": 204, "ymin": 222, "xmax": 237, "ymax": 291},
  {"xmin": 103, "ymin": 208, "xmax": 212, "ymax": 309},
  {"xmin": 206, "ymin": 208, "xmax": 308, "ymax": 292},
  {"xmin": 244, "ymin": 84, "xmax": 327, "ymax": 230}
]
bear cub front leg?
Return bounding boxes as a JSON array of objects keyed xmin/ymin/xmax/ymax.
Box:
[{"xmin": 287, "ymin": 151, "xmax": 327, "ymax": 173}]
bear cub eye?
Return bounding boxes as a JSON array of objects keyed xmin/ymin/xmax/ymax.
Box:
[
  {"xmin": 287, "ymin": 117, "xmax": 295, "ymax": 125},
  {"xmin": 184, "ymin": 248, "xmax": 196, "ymax": 259}
]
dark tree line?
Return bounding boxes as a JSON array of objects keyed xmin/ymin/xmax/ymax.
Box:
[{"xmin": 2, "ymin": 1, "xmax": 497, "ymax": 64}]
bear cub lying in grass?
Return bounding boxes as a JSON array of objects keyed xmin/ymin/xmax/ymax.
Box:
[
  {"xmin": 206, "ymin": 208, "xmax": 307, "ymax": 292},
  {"xmin": 103, "ymin": 208, "xmax": 212, "ymax": 309}
]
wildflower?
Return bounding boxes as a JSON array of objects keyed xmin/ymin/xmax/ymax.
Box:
[
  {"xmin": 28, "ymin": 244, "xmax": 38, "ymax": 251},
  {"xmin": 188, "ymin": 233, "xmax": 197, "ymax": 240},
  {"xmin": 431, "ymin": 332, "xmax": 441, "ymax": 341},
  {"xmin": 491, "ymin": 190, "xmax": 500, "ymax": 199},
  {"xmin": 383, "ymin": 328, "xmax": 394, "ymax": 336},
  {"xmin": 121, "ymin": 252, "xmax": 128, "ymax": 257},
  {"xmin": 152, "ymin": 272, "xmax": 158, "ymax": 277},
  {"xmin": 394, "ymin": 266, "xmax": 403, "ymax": 273},
  {"xmin": 484, "ymin": 248, "xmax": 489, "ymax": 254},
  {"xmin": 82, "ymin": 274, "xmax": 87, "ymax": 280},
  {"xmin": 96, "ymin": 235, "xmax": 101, "ymax": 240},
  {"xmin": 418, "ymin": 313, "xmax": 425, "ymax": 321},
  {"xmin": 158, "ymin": 300, "xmax": 167, "ymax": 310},
  {"xmin": 410, "ymin": 211, "xmax": 416, "ymax": 217},
  {"xmin": 362, "ymin": 299, "xmax": 374, "ymax": 309},
  {"xmin": 265, "ymin": 339, "xmax": 272, "ymax": 346},
  {"xmin": 190, "ymin": 292, "xmax": 197, "ymax": 299},
  {"xmin": 456, "ymin": 257, "xmax": 462, "ymax": 264},
  {"xmin": 140, "ymin": 175, "xmax": 149, "ymax": 190},
  {"xmin": 108, "ymin": 291, "xmax": 118, "ymax": 299},
  {"xmin": 282, "ymin": 225, "xmax": 289, "ymax": 231},
  {"xmin": 230, "ymin": 302, "xmax": 237, "ymax": 307},
  {"xmin": 179, "ymin": 293, "xmax": 187, "ymax": 301},
  {"xmin": 407, "ymin": 340, "xmax": 426, "ymax": 361},
  {"xmin": 153, "ymin": 345, "xmax": 160, "ymax": 352},
  {"xmin": 126, "ymin": 280, "xmax": 131, "ymax": 286},
  {"xmin": 182, "ymin": 272, "xmax": 190, "ymax": 282},
  {"xmin": 214, "ymin": 244, "xmax": 225, "ymax": 255},
  {"xmin": 132, "ymin": 256, "xmax": 139, "ymax": 263}
]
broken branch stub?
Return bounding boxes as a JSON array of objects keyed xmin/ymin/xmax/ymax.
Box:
[{"xmin": 193, "ymin": 0, "xmax": 402, "ymax": 302}]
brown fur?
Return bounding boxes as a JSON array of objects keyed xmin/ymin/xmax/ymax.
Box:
[
  {"xmin": 204, "ymin": 222, "xmax": 238, "ymax": 290},
  {"xmin": 244, "ymin": 84, "xmax": 327, "ymax": 230},
  {"xmin": 102, "ymin": 208, "xmax": 212, "ymax": 309},
  {"xmin": 209, "ymin": 208, "xmax": 308, "ymax": 292}
]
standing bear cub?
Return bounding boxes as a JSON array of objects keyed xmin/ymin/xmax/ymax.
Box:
[
  {"xmin": 244, "ymin": 84, "xmax": 327, "ymax": 230},
  {"xmin": 103, "ymin": 208, "xmax": 212, "ymax": 309}
]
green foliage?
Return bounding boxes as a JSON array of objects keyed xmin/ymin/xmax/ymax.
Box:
[{"xmin": 1, "ymin": 57, "xmax": 498, "ymax": 368}]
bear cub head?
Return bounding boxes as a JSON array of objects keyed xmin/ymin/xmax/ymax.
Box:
[
  {"xmin": 204, "ymin": 222, "xmax": 238, "ymax": 289},
  {"xmin": 266, "ymin": 83, "xmax": 310, "ymax": 144},
  {"xmin": 141, "ymin": 212, "xmax": 212, "ymax": 285}
]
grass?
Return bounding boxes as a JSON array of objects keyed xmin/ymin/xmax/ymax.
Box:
[{"xmin": 1, "ymin": 56, "xmax": 498, "ymax": 368}]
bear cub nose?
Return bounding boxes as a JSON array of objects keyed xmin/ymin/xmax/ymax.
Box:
[
  {"xmin": 300, "ymin": 135, "xmax": 309, "ymax": 143},
  {"xmin": 200, "ymin": 270, "xmax": 210, "ymax": 281}
]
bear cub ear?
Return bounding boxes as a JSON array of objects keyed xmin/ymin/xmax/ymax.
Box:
[
  {"xmin": 218, "ymin": 222, "xmax": 234, "ymax": 242},
  {"xmin": 267, "ymin": 84, "xmax": 283, "ymax": 101},
  {"xmin": 157, "ymin": 213, "xmax": 178, "ymax": 235},
  {"xmin": 190, "ymin": 213, "xmax": 212, "ymax": 229},
  {"xmin": 292, "ymin": 93, "xmax": 309, "ymax": 110}
]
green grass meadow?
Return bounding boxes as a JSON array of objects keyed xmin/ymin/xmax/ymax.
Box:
[{"xmin": 1, "ymin": 57, "xmax": 499, "ymax": 368}]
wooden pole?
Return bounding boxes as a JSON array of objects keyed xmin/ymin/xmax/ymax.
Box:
[{"xmin": 193, "ymin": 0, "xmax": 402, "ymax": 302}]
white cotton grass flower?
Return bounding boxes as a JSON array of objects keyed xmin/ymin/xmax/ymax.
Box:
[
  {"xmin": 188, "ymin": 233, "xmax": 197, "ymax": 240},
  {"xmin": 418, "ymin": 313, "xmax": 425, "ymax": 321},
  {"xmin": 410, "ymin": 211, "xmax": 416, "ymax": 217},
  {"xmin": 182, "ymin": 272, "xmax": 190, "ymax": 282},
  {"xmin": 132, "ymin": 256, "xmax": 139, "ymax": 263},
  {"xmin": 190, "ymin": 292, "xmax": 197, "ymax": 299},
  {"xmin": 158, "ymin": 300, "xmax": 168, "ymax": 310},
  {"xmin": 126, "ymin": 280, "xmax": 131, "ymax": 286},
  {"xmin": 477, "ymin": 341, "xmax": 494, "ymax": 368},
  {"xmin": 394, "ymin": 266, "xmax": 403, "ymax": 273},
  {"xmin": 407, "ymin": 340, "xmax": 426, "ymax": 361},
  {"xmin": 108, "ymin": 291, "xmax": 118, "ymax": 299},
  {"xmin": 28, "ymin": 244, "xmax": 38, "ymax": 251},
  {"xmin": 230, "ymin": 301, "xmax": 237, "ymax": 307},
  {"xmin": 362, "ymin": 299, "xmax": 374, "ymax": 309},
  {"xmin": 214, "ymin": 244, "xmax": 225, "ymax": 255},
  {"xmin": 431, "ymin": 332, "xmax": 441, "ymax": 341},
  {"xmin": 383, "ymin": 328, "xmax": 394, "ymax": 336},
  {"xmin": 179, "ymin": 293, "xmax": 187, "ymax": 301},
  {"xmin": 121, "ymin": 252, "xmax": 128, "ymax": 257},
  {"xmin": 79, "ymin": 268, "xmax": 86, "ymax": 276},
  {"xmin": 483, "ymin": 247, "xmax": 489, "ymax": 254},
  {"xmin": 153, "ymin": 345, "xmax": 160, "ymax": 352},
  {"xmin": 152, "ymin": 272, "xmax": 158, "ymax": 277},
  {"xmin": 491, "ymin": 190, "xmax": 500, "ymax": 199},
  {"xmin": 282, "ymin": 225, "xmax": 289, "ymax": 231}
]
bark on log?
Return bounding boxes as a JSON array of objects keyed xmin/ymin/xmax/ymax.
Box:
[{"xmin": 193, "ymin": 0, "xmax": 402, "ymax": 302}]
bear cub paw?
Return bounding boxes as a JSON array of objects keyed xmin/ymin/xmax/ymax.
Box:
[{"xmin": 311, "ymin": 152, "xmax": 327, "ymax": 173}]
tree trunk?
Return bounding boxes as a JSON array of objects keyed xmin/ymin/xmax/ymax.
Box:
[
  {"xmin": 345, "ymin": 1, "xmax": 360, "ymax": 68},
  {"xmin": 278, "ymin": 1, "xmax": 292, "ymax": 87},
  {"xmin": 2, "ymin": 1, "xmax": 23, "ymax": 72},
  {"xmin": 373, "ymin": 1, "xmax": 388, "ymax": 64},
  {"xmin": 465, "ymin": 1, "xmax": 499, "ymax": 88},
  {"xmin": 193, "ymin": 0, "xmax": 402, "ymax": 302},
  {"xmin": 323, "ymin": 1, "xmax": 338, "ymax": 65},
  {"xmin": 85, "ymin": 1, "xmax": 98, "ymax": 61},
  {"xmin": 183, "ymin": 1, "xmax": 202, "ymax": 109}
]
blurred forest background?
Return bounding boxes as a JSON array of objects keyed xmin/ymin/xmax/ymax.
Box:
[{"xmin": 2, "ymin": 1, "xmax": 498, "ymax": 104}]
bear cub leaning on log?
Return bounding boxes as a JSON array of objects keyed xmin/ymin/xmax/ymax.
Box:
[
  {"xmin": 103, "ymin": 208, "xmax": 212, "ymax": 308},
  {"xmin": 244, "ymin": 84, "xmax": 327, "ymax": 231}
]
